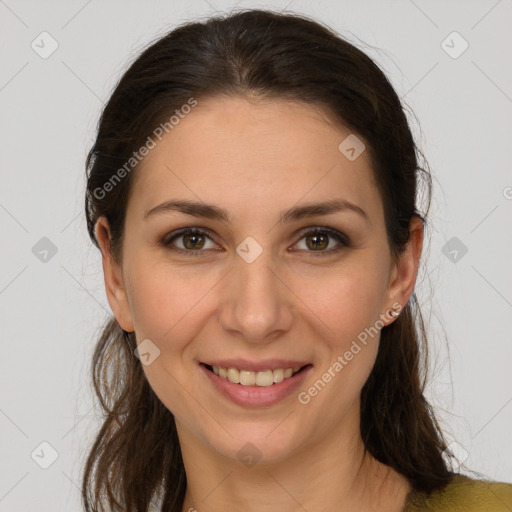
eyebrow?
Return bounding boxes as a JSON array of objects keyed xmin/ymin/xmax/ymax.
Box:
[{"xmin": 143, "ymin": 198, "xmax": 368, "ymax": 223}]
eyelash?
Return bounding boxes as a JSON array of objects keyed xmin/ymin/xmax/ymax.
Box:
[{"xmin": 161, "ymin": 226, "xmax": 351, "ymax": 257}]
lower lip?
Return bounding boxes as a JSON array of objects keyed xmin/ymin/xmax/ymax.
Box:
[{"xmin": 200, "ymin": 364, "xmax": 313, "ymax": 408}]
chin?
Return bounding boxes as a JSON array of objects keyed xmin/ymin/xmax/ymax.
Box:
[{"xmin": 203, "ymin": 420, "xmax": 306, "ymax": 467}]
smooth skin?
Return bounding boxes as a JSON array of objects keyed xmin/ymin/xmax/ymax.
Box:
[{"xmin": 96, "ymin": 95, "xmax": 423, "ymax": 512}]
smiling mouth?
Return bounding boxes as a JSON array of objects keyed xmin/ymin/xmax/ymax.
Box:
[{"xmin": 202, "ymin": 363, "xmax": 312, "ymax": 387}]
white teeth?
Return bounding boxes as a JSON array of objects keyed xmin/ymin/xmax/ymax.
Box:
[
  {"xmin": 273, "ymin": 368, "xmax": 284, "ymax": 383},
  {"xmin": 210, "ymin": 365, "xmax": 303, "ymax": 386},
  {"xmin": 239, "ymin": 370, "xmax": 256, "ymax": 386},
  {"xmin": 227, "ymin": 368, "xmax": 239, "ymax": 383},
  {"xmin": 255, "ymin": 370, "xmax": 274, "ymax": 387}
]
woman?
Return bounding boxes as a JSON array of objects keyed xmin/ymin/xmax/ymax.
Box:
[{"xmin": 82, "ymin": 8, "xmax": 512, "ymax": 512}]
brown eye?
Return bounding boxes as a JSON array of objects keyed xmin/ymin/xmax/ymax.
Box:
[
  {"xmin": 162, "ymin": 228, "xmax": 219, "ymax": 255},
  {"xmin": 305, "ymin": 233, "xmax": 328, "ymax": 251},
  {"xmin": 182, "ymin": 232, "xmax": 206, "ymax": 250},
  {"xmin": 293, "ymin": 227, "xmax": 350, "ymax": 255}
]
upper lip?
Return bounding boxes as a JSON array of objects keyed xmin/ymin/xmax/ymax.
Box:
[{"xmin": 201, "ymin": 359, "xmax": 312, "ymax": 372}]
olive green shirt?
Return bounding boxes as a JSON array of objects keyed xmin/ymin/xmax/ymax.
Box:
[{"xmin": 403, "ymin": 475, "xmax": 512, "ymax": 511}]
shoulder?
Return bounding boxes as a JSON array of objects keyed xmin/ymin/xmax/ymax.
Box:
[{"xmin": 403, "ymin": 474, "xmax": 512, "ymax": 512}]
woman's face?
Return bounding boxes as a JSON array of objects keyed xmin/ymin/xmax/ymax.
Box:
[{"xmin": 97, "ymin": 96, "xmax": 420, "ymax": 465}]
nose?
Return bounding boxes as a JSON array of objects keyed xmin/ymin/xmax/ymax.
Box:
[{"xmin": 217, "ymin": 248, "xmax": 294, "ymax": 344}]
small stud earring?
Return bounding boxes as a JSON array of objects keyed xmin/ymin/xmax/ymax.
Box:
[{"xmin": 389, "ymin": 310, "xmax": 400, "ymax": 318}]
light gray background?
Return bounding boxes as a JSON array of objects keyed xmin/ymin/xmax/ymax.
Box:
[{"xmin": 1, "ymin": 0, "xmax": 511, "ymax": 510}]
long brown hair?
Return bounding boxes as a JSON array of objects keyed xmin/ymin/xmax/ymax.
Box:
[{"xmin": 83, "ymin": 8, "xmax": 454, "ymax": 511}]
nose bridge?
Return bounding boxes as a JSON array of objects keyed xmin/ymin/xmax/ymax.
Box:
[{"xmin": 218, "ymin": 239, "xmax": 293, "ymax": 342}]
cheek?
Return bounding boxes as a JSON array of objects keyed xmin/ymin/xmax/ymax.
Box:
[
  {"xmin": 291, "ymin": 257, "xmax": 389, "ymax": 398},
  {"xmin": 293, "ymin": 258, "xmax": 389, "ymax": 342},
  {"xmin": 125, "ymin": 263, "xmax": 216, "ymax": 417},
  {"xmin": 293, "ymin": 274, "xmax": 384, "ymax": 421},
  {"xmin": 127, "ymin": 260, "xmax": 215, "ymax": 343}
]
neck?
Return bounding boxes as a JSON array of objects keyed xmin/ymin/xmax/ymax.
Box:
[{"xmin": 176, "ymin": 407, "xmax": 410, "ymax": 512}]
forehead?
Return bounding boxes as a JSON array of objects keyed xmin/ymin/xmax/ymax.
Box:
[{"xmin": 128, "ymin": 96, "xmax": 381, "ymax": 223}]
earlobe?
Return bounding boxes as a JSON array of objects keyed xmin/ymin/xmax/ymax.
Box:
[
  {"xmin": 385, "ymin": 216, "xmax": 424, "ymax": 318},
  {"xmin": 95, "ymin": 216, "xmax": 135, "ymax": 333}
]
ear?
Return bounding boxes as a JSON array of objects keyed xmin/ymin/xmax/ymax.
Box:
[
  {"xmin": 385, "ymin": 216, "xmax": 424, "ymax": 315},
  {"xmin": 95, "ymin": 216, "xmax": 134, "ymax": 332}
]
